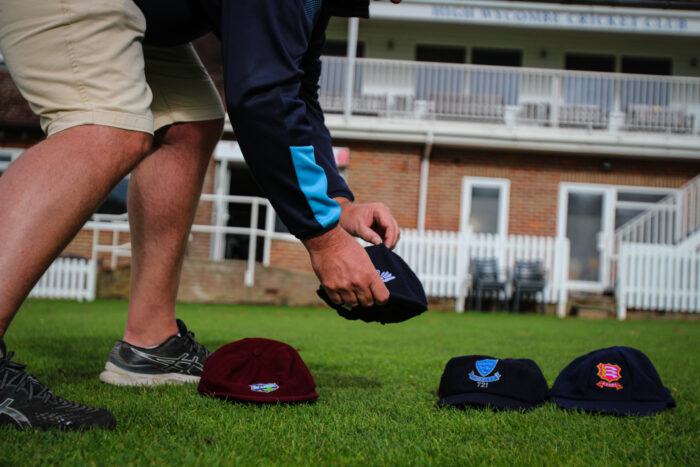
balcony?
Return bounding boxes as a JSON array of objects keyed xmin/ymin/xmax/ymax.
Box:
[{"xmin": 319, "ymin": 57, "xmax": 700, "ymax": 158}]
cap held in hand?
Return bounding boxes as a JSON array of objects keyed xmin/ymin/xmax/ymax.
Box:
[
  {"xmin": 550, "ymin": 346, "xmax": 675, "ymax": 415},
  {"xmin": 317, "ymin": 244, "xmax": 428, "ymax": 324},
  {"xmin": 437, "ymin": 355, "xmax": 548, "ymax": 411},
  {"xmin": 198, "ymin": 338, "xmax": 319, "ymax": 403}
]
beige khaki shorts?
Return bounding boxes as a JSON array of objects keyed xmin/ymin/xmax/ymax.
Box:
[{"xmin": 0, "ymin": 0, "xmax": 224, "ymax": 136}]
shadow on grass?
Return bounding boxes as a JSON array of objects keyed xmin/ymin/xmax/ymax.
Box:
[{"xmin": 8, "ymin": 336, "xmax": 115, "ymax": 381}]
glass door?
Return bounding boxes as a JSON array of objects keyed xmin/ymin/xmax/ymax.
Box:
[{"xmin": 557, "ymin": 184, "xmax": 615, "ymax": 292}]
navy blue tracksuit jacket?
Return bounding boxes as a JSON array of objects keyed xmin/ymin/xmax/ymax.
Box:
[{"xmin": 135, "ymin": 0, "xmax": 369, "ymax": 239}]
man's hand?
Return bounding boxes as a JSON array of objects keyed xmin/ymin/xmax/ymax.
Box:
[
  {"xmin": 302, "ymin": 226, "xmax": 389, "ymax": 308},
  {"xmin": 334, "ymin": 197, "xmax": 400, "ymax": 249}
]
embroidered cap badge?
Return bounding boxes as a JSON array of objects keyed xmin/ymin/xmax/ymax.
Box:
[
  {"xmin": 469, "ymin": 359, "xmax": 501, "ymax": 387},
  {"xmin": 249, "ymin": 383, "xmax": 280, "ymax": 393},
  {"xmin": 596, "ymin": 363, "xmax": 623, "ymax": 390},
  {"xmin": 377, "ymin": 270, "xmax": 396, "ymax": 283}
]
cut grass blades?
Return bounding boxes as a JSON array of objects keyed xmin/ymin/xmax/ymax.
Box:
[{"xmin": 1, "ymin": 299, "xmax": 698, "ymax": 465}]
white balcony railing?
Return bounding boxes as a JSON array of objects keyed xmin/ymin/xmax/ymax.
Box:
[{"xmin": 319, "ymin": 57, "xmax": 700, "ymax": 136}]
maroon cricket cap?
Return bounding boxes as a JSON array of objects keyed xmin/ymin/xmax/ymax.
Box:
[{"xmin": 197, "ymin": 338, "xmax": 319, "ymax": 403}]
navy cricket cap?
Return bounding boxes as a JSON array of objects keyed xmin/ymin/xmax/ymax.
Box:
[
  {"xmin": 550, "ymin": 346, "xmax": 675, "ymax": 416},
  {"xmin": 316, "ymin": 244, "xmax": 428, "ymax": 324},
  {"xmin": 437, "ymin": 355, "xmax": 548, "ymax": 411}
]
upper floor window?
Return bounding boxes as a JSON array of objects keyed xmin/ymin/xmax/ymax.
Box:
[
  {"xmin": 415, "ymin": 45, "xmax": 466, "ymax": 63},
  {"xmin": 472, "ymin": 48, "xmax": 522, "ymax": 67},
  {"xmin": 565, "ymin": 53, "xmax": 615, "ymax": 72},
  {"xmin": 621, "ymin": 56, "xmax": 672, "ymax": 75},
  {"xmin": 323, "ymin": 40, "xmax": 365, "ymax": 57}
]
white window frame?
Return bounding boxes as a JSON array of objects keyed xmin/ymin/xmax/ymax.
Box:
[
  {"xmin": 460, "ymin": 176, "xmax": 510, "ymax": 236},
  {"xmin": 557, "ymin": 182, "xmax": 676, "ymax": 292}
]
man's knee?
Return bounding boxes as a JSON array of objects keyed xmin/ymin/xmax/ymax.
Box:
[
  {"xmin": 155, "ymin": 119, "xmax": 224, "ymax": 155},
  {"xmin": 52, "ymin": 125, "xmax": 152, "ymax": 167}
]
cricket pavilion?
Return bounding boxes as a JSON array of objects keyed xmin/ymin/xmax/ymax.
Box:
[{"xmin": 1, "ymin": 0, "xmax": 699, "ymax": 318}]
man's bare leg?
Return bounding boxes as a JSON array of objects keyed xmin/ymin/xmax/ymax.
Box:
[
  {"xmin": 122, "ymin": 119, "xmax": 223, "ymax": 347},
  {"xmin": 0, "ymin": 126, "xmax": 152, "ymax": 337}
]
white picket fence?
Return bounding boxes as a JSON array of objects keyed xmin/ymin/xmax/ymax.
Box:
[
  {"xmin": 394, "ymin": 230, "xmax": 570, "ymax": 314},
  {"xmin": 616, "ymin": 243, "xmax": 700, "ymax": 319},
  {"xmin": 29, "ymin": 257, "xmax": 96, "ymax": 301}
]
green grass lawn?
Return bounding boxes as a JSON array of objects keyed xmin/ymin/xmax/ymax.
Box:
[{"xmin": 1, "ymin": 299, "xmax": 698, "ymax": 466}]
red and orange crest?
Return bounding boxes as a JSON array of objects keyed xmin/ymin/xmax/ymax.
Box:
[{"xmin": 596, "ymin": 363, "xmax": 623, "ymax": 390}]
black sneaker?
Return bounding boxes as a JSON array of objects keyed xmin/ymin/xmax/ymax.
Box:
[
  {"xmin": 0, "ymin": 338, "xmax": 116, "ymax": 431},
  {"xmin": 99, "ymin": 319, "xmax": 210, "ymax": 386}
]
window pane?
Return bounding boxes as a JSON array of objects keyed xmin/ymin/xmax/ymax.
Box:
[
  {"xmin": 621, "ymin": 56, "xmax": 672, "ymax": 75},
  {"xmin": 615, "ymin": 208, "xmax": 645, "ymax": 229},
  {"xmin": 565, "ymin": 53, "xmax": 615, "ymax": 72},
  {"xmin": 472, "ymin": 48, "xmax": 522, "ymax": 67},
  {"xmin": 617, "ymin": 192, "xmax": 668, "ymax": 203},
  {"xmin": 566, "ymin": 193, "xmax": 603, "ymax": 281},
  {"xmin": 322, "ymin": 40, "xmax": 365, "ymax": 58},
  {"xmin": 415, "ymin": 45, "xmax": 466, "ymax": 63},
  {"xmin": 469, "ymin": 187, "xmax": 500, "ymax": 234}
]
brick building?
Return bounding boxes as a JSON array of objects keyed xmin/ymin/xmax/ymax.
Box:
[{"xmin": 2, "ymin": 0, "xmax": 699, "ymax": 313}]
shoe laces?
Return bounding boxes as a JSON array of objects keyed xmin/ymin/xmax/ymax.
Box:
[
  {"xmin": 0, "ymin": 351, "xmax": 57, "ymax": 404},
  {"xmin": 182, "ymin": 330, "xmax": 210, "ymax": 359}
]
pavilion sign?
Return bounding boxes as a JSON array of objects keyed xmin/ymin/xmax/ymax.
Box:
[{"xmin": 370, "ymin": 1, "xmax": 700, "ymax": 36}]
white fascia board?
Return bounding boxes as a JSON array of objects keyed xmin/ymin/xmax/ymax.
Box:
[
  {"xmin": 371, "ymin": 0, "xmax": 700, "ymax": 37},
  {"xmin": 323, "ymin": 114, "xmax": 700, "ymax": 160}
]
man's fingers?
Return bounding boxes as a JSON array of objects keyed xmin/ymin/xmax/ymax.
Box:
[
  {"xmin": 339, "ymin": 289, "xmax": 359, "ymax": 309},
  {"xmin": 355, "ymin": 280, "xmax": 376, "ymax": 307},
  {"xmin": 358, "ymin": 224, "xmax": 383, "ymax": 246},
  {"xmin": 324, "ymin": 287, "xmax": 343, "ymax": 305},
  {"xmin": 370, "ymin": 275, "xmax": 390, "ymax": 305},
  {"xmin": 383, "ymin": 218, "xmax": 400, "ymax": 249}
]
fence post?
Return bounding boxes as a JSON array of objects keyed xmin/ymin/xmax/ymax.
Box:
[
  {"xmin": 616, "ymin": 244, "xmax": 628, "ymax": 320},
  {"xmin": 556, "ymin": 237, "xmax": 569, "ymax": 318},
  {"xmin": 245, "ymin": 200, "xmax": 259, "ymax": 287},
  {"xmin": 87, "ymin": 258, "xmax": 97, "ymax": 301},
  {"xmin": 263, "ymin": 201, "xmax": 275, "ymax": 267}
]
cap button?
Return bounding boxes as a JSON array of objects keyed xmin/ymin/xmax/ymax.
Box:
[{"xmin": 252, "ymin": 349, "xmax": 262, "ymax": 357}]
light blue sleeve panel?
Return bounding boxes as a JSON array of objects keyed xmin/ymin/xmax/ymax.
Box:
[{"xmin": 289, "ymin": 145, "xmax": 342, "ymax": 228}]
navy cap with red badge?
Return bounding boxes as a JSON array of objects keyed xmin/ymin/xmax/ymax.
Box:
[
  {"xmin": 437, "ymin": 355, "xmax": 548, "ymax": 411},
  {"xmin": 550, "ymin": 346, "xmax": 675, "ymax": 415},
  {"xmin": 198, "ymin": 338, "xmax": 318, "ymax": 403},
  {"xmin": 317, "ymin": 244, "xmax": 428, "ymax": 324}
]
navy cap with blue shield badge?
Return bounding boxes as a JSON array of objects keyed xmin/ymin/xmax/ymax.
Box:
[
  {"xmin": 316, "ymin": 244, "xmax": 428, "ymax": 324},
  {"xmin": 437, "ymin": 355, "xmax": 549, "ymax": 411}
]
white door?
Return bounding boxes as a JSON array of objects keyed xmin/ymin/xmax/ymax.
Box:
[{"xmin": 557, "ymin": 184, "xmax": 615, "ymax": 292}]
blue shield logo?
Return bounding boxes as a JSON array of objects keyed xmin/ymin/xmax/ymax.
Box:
[{"xmin": 475, "ymin": 359, "xmax": 498, "ymax": 377}]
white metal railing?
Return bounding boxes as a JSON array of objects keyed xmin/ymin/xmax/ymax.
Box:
[
  {"xmin": 84, "ymin": 196, "xmax": 297, "ymax": 287},
  {"xmin": 617, "ymin": 243, "xmax": 700, "ymax": 318},
  {"xmin": 320, "ymin": 56, "xmax": 700, "ymax": 135},
  {"xmin": 29, "ymin": 257, "xmax": 96, "ymax": 301},
  {"xmin": 614, "ymin": 174, "xmax": 700, "ymax": 247},
  {"xmin": 394, "ymin": 229, "xmax": 570, "ymax": 315}
]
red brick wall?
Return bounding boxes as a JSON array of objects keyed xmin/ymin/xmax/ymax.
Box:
[
  {"xmin": 341, "ymin": 142, "xmax": 422, "ymax": 230},
  {"xmin": 269, "ymin": 240, "xmax": 311, "ymax": 273},
  {"xmin": 411, "ymin": 148, "xmax": 699, "ymax": 237},
  {"xmin": 270, "ymin": 143, "xmax": 699, "ymax": 273}
]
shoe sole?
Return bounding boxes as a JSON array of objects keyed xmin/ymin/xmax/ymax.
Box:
[{"xmin": 99, "ymin": 362, "xmax": 200, "ymax": 387}]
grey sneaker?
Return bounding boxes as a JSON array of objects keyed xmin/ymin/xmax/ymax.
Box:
[
  {"xmin": 99, "ymin": 319, "xmax": 210, "ymax": 386},
  {"xmin": 0, "ymin": 338, "xmax": 116, "ymax": 430}
]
